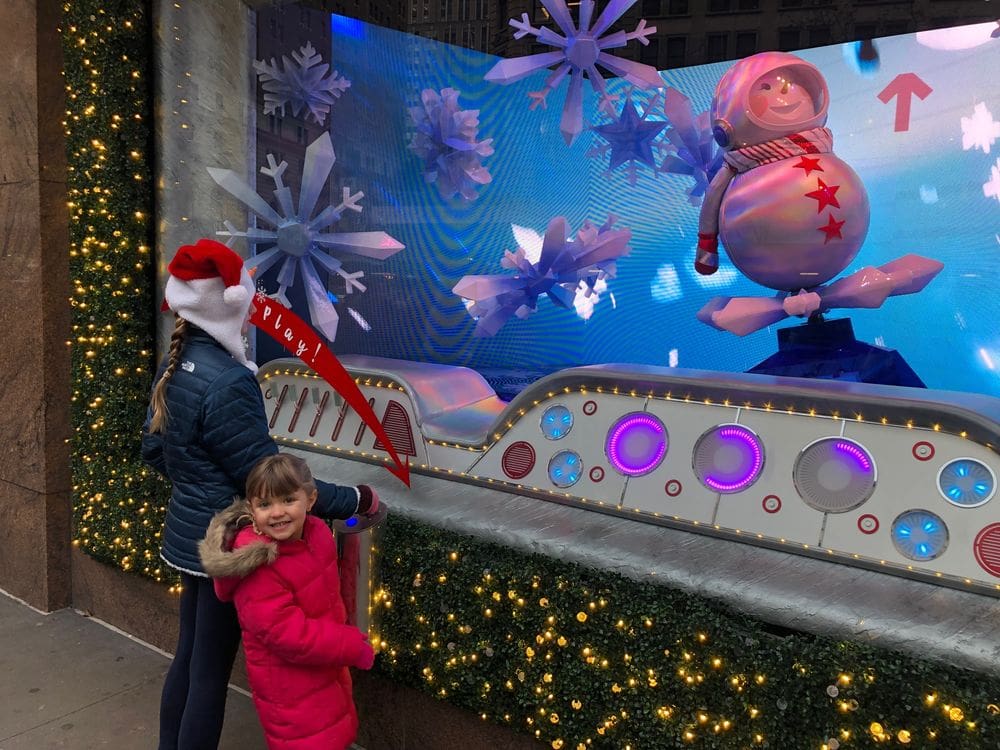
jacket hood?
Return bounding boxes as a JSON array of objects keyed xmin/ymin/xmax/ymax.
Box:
[{"xmin": 199, "ymin": 498, "xmax": 278, "ymax": 600}]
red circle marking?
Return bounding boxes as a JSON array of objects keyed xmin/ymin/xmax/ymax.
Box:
[
  {"xmin": 589, "ymin": 466, "xmax": 605, "ymax": 482},
  {"xmin": 501, "ymin": 441, "xmax": 536, "ymax": 480},
  {"xmin": 857, "ymin": 514, "xmax": 879, "ymax": 534},
  {"xmin": 664, "ymin": 479, "xmax": 682, "ymax": 497},
  {"xmin": 912, "ymin": 441, "xmax": 935, "ymax": 461},
  {"xmin": 973, "ymin": 523, "xmax": 1000, "ymax": 578},
  {"xmin": 762, "ymin": 495, "xmax": 781, "ymax": 514},
  {"xmin": 582, "ymin": 400, "xmax": 597, "ymax": 415}
]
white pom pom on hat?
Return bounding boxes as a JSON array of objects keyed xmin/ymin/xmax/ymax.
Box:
[
  {"xmin": 163, "ymin": 238, "xmax": 258, "ymax": 373},
  {"xmin": 222, "ymin": 284, "xmax": 250, "ymax": 306}
]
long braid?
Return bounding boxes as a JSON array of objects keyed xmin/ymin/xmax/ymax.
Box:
[{"xmin": 148, "ymin": 316, "xmax": 189, "ymax": 434}]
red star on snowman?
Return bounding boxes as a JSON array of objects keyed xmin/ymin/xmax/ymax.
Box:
[{"xmin": 805, "ymin": 178, "xmax": 841, "ymax": 212}]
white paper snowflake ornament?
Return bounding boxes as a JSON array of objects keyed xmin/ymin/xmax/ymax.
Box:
[
  {"xmin": 254, "ymin": 41, "xmax": 351, "ymax": 126},
  {"xmin": 208, "ymin": 131, "xmax": 405, "ymax": 341},
  {"xmin": 484, "ymin": 0, "xmax": 662, "ymax": 145},
  {"xmin": 408, "ymin": 88, "xmax": 495, "ymax": 200}
]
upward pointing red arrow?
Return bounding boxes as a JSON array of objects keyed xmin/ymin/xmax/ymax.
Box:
[{"xmin": 877, "ymin": 73, "xmax": 933, "ymax": 133}]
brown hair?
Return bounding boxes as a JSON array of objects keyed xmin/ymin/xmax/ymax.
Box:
[
  {"xmin": 245, "ymin": 454, "xmax": 317, "ymax": 505},
  {"xmin": 148, "ymin": 316, "xmax": 189, "ymax": 434}
]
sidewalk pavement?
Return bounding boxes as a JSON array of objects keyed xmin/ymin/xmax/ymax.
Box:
[{"xmin": 0, "ymin": 589, "xmax": 267, "ymax": 749}]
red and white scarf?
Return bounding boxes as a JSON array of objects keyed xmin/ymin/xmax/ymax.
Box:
[{"xmin": 724, "ymin": 127, "xmax": 833, "ymax": 174}]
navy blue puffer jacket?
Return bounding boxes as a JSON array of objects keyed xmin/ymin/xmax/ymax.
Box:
[{"xmin": 141, "ymin": 328, "xmax": 359, "ymax": 575}]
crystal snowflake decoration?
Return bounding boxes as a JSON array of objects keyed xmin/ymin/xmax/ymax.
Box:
[
  {"xmin": 408, "ymin": 88, "xmax": 495, "ymax": 201},
  {"xmin": 658, "ymin": 87, "xmax": 725, "ymax": 205},
  {"xmin": 510, "ymin": 224, "xmax": 616, "ymax": 320},
  {"xmin": 484, "ymin": 0, "xmax": 662, "ymax": 145},
  {"xmin": 208, "ymin": 131, "xmax": 405, "ymax": 341},
  {"xmin": 961, "ymin": 101, "xmax": 1000, "ymax": 154},
  {"xmin": 587, "ymin": 88, "xmax": 669, "ymax": 184},
  {"xmin": 452, "ymin": 215, "xmax": 631, "ymax": 336},
  {"xmin": 254, "ymin": 41, "xmax": 351, "ymax": 126}
]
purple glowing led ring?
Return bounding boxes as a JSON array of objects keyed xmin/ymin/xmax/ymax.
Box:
[
  {"xmin": 692, "ymin": 424, "xmax": 765, "ymax": 494},
  {"xmin": 605, "ymin": 412, "xmax": 668, "ymax": 477}
]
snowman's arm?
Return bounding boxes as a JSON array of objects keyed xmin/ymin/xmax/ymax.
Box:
[{"xmin": 695, "ymin": 164, "xmax": 736, "ymax": 275}]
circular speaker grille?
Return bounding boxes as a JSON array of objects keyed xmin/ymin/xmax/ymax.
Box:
[
  {"xmin": 937, "ymin": 458, "xmax": 995, "ymax": 508},
  {"xmin": 793, "ymin": 437, "xmax": 876, "ymax": 513},
  {"xmin": 891, "ymin": 509, "xmax": 949, "ymax": 562},
  {"xmin": 501, "ymin": 441, "xmax": 536, "ymax": 480},
  {"xmin": 693, "ymin": 424, "xmax": 765, "ymax": 494},
  {"xmin": 973, "ymin": 524, "xmax": 1000, "ymax": 577}
]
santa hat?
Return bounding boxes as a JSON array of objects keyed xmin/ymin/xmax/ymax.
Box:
[{"xmin": 163, "ymin": 238, "xmax": 258, "ymax": 372}]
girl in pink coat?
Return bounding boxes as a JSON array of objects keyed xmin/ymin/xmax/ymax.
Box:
[{"xmin": 200, "ymin": 454, "xmax": 377, "ymax": 749}]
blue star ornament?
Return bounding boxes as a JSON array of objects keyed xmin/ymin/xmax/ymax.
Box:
[{"xmin": 594, "ymin": 95, "xmax": 666, "ymax": 171}]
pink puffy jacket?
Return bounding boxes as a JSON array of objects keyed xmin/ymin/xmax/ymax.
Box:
[{"xmin": 200, "ymin": 502, "xmax": 373, "ymax": 750}]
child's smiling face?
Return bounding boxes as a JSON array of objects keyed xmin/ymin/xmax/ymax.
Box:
[{"xmin": 250, "ymin": 487, "xmax": 317, "ymax": 541}]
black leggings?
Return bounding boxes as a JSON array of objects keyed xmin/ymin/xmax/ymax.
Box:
[{"xmin": 159, "ymin": 572, "xmax": 242, "ymax": 750}]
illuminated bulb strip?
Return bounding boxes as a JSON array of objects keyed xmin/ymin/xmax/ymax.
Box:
[
  {"xmin": 835, "ymin": 440, "xmax": 873, "ymax": 472},
  {"xmin": 698, "ymin": 425, "xmax": 764, "ymax": 494}
]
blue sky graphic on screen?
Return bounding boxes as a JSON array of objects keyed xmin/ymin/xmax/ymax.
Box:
[{"xmin": 247, "ymin": 15, "xmax": 1000, "ymax": 398}]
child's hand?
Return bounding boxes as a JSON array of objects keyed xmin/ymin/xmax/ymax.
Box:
[
  {"xmin": 357, "ymin": 485, "xmax": 380, "ymax": 517},
  {"xmin": 346, "ymin": 628, "xmax": 375, "ymax": 670}
]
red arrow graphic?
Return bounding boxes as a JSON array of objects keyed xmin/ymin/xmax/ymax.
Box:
[
  {"xmin": 251, "ymin": 294, "xmax": 411, "ymax": 487},
  {"xmin": 877, "ymin": 73, "xmax": 933, "ymax": 132}
]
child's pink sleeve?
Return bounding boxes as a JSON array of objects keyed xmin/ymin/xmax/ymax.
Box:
[{"xmin": 234, "ymin": 568, "xmax": 373, "ymax": 669}]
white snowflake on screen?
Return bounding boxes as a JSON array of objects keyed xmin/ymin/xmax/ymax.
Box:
[
  {"xmin": 984, "ymin": 158, "xmax": 1000, "ymax": 204},
  {"xmin": 961, "ymin": 102, "xmax": 1000, "ymax": 154},
  {"xmin": 254, "ymin": 41, "xmax": 351, "ymax": 126}
]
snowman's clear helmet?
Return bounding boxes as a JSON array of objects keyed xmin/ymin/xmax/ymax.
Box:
[{"xmin": 710, "ymin": 52, "xmax": 829, "ymax": 150}]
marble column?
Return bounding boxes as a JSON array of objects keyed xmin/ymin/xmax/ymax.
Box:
[
  {"xmin": 0, "ymin": 0, "xmax": 72, "ymax": 610},
  {"xmin": 153, "ymin": 0, "xmax": 257, "ymax": 357}
]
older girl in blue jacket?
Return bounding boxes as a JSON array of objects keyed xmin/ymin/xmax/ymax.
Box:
[{"xmin": 142, "ymin": 238, "xmax": 379, "ymax": 750}]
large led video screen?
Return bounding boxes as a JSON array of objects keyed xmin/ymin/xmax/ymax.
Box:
[{"xmin": 237, "ymin": 8, "xmax": 1000, "ymax": 398}]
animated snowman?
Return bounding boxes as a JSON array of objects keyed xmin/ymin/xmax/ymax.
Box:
[{"xmin": 694, "ymin": 51, "xmax": 941, "ymax": 336}]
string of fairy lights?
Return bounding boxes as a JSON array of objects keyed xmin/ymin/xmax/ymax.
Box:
[
  {"xmin": 62, "ymin": 0, "xmax": 174, "ymax": 586},
  {"xmin": 373, "ymin": 516, "xmax": 1000, "ymax": 749},
  {"xmin": 59, "ymin": 2, "xmax": 1000, "ymax": 746}
]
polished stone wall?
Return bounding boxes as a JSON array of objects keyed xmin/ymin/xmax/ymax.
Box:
[{"xmin": 0, "ymin": 0, "xmax": 72, "ymax": 610}]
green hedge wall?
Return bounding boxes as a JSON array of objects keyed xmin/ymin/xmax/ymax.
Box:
[
  {"xmin": 374, "ymin": 515, "xmax": 1000, "ymax": 750},
  {"xmin": 62, "ymin": 0, "xmax": 172, "ymax": 584}
]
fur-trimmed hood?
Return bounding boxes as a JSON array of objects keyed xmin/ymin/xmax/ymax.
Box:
[{"xmin": 199, "ymin": 499, "xmax": 278, "ymax": 601}]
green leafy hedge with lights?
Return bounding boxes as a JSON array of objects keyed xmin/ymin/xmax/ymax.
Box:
[
  {"xmin": 374, "ymin": 516, "xmax": 1000, "ymax": 749},
  {"xmin": 63, "ymin": 0, "xmax": 172, "ymax": 581}
]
